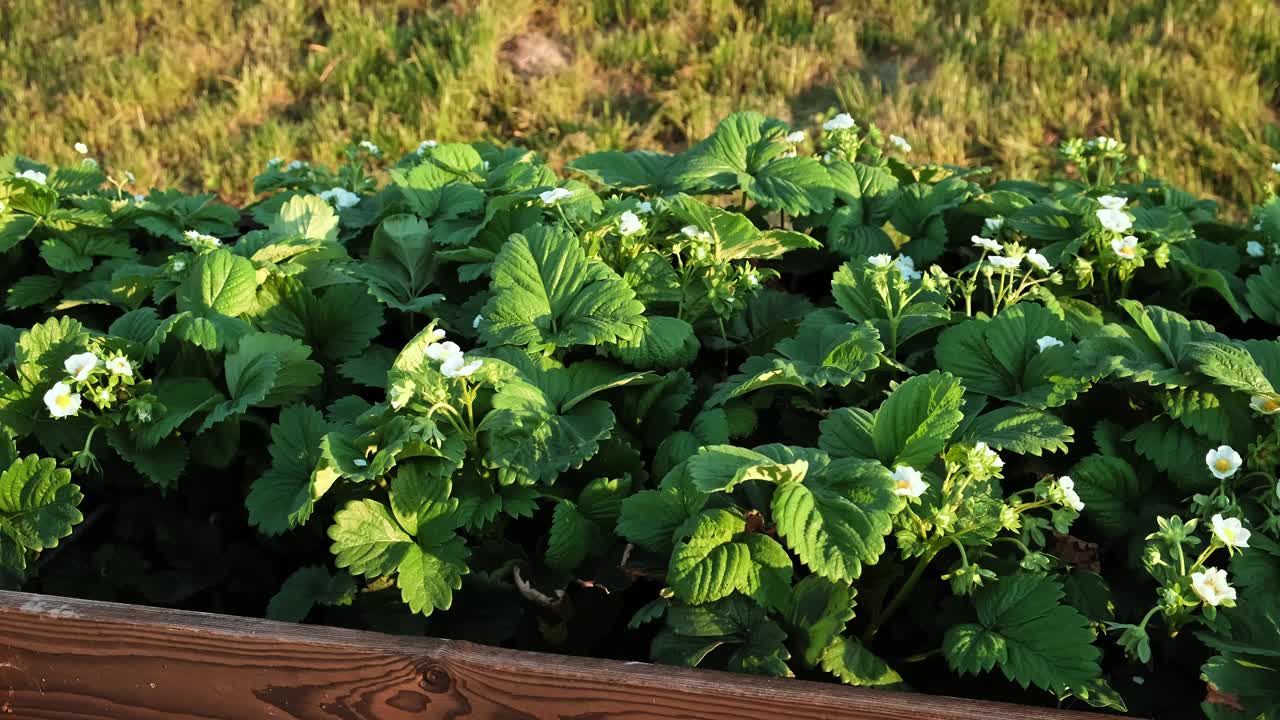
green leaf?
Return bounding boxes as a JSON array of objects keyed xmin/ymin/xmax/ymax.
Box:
[
  {"xmin": 269, "ymin": 194, "xmax": 339, "ymax": 243},
  {"xmin": 178, "ymin": 249, "xmax": 257, "ymax": 317},
  {"xmin": 607, "ymin": 316, "xmax": 700, "ymax": 370},
  {"xmin": 1076, "ymin": 300, "xmax": 1225, "ymax": 388},
  {"xmin": 1126, "ymin": 418, "xmax": 1216, "ymax": 492},
  {"xmin": 136, "ymin": 378, "xmax": 222, "ymax": 448},
  {"xmin": 773, "ymin": 458, "xmax": 902, "ymax": 582},
  {"xmin": 1187, "ymin": 341, "xmax": 1275, "ymax": 397},
  {"xmin": 568, "ymin": 150, "xmax": 686, "ymax": 194},
  {"xmin": 937, "ymin": 303, "xmax": 1092, "ymax": 408},
  {"xmin": 328, "ymin": 499, "xmax": 414, "ymax": 577},
  {"xmin": 260, "ymin": 277, "xmax": 386, "ymax": 361},
  {"xmin": 235, "ymin": 332, "xmax": 323, "ymax": 407},
  {"xmin": 831, "ymin": 260, "xmax": 950, "ymax": 355},
  {"xmin": 481, "ymin": 225, "xmax": 646, "ymax": 351},
  {"xmin": 686, "ymin": 445, "xmax": 809, "ymax": 493},
  {"xmin": 1069, "ymin": 455, "xmax": 1142, "ymax": 538},
  {"xmin": 396, "ymin": 537, "xmax": 470, "ymax": 616},
  {"xmin": 199, "ymin": 349, "xmax": 280, "ymax": 431},
  {"xmin": 653, "ymin": 597, "xmax": 793, "ymax": 677},
  {"xmin": 545, "ymin": 500, "xmax": 601, "ymax": 570},
  {"xmin": 872, "ymin": 371, "xmax": 966, "ymax": 468},
  {"xmin": 819, "ymin": 636, "xmax": 903, "ymax": 687},
  {"xmin": 266, "ymin": 565, "xmax": 356, "ymax": 622},
  {"xmin": 0, "ymin": 215, "xmax": 37, "ymax": 253},
  {"xmin": 943, "ymin": 574, "xmax": 1102, "ymax": 694},
  {"xmin": 667, "ymin": 508, "xmax": 791, "ymax": 605},
  {"xmin": 708, "ymin": 314, "xmax": 882, "ymax": 406},
  {"xmin": 0, "ymin": 455, "xmax": 83, "ymax": 554},
  {"xmin": 350, "ymin": 214, "xmax": 444, "ymax": 313},
  {"xmin": 959, "ymin": 406, "xmax": 1074, "ymax": 456},
  {"xmin": 246, "ymin": 405, "xmax": 332, "ymax": 536},
  {"xmin": 678, "ymin": 111, "xmax": 834, "ymax": 214},
  {"xmin": 1246, "ymin": 264, "xmax": 1280, "ymax": 324},
  {"xmin": 392, "ymin": 159, "xmax": 485, "ymax": 222},
  {"xmin": 5, "ymin": 275, "xmax": 62, "ymax": 310},
  {"xmin": 669, "ymin": 194, "xmax": 820, "ymax": 261}
]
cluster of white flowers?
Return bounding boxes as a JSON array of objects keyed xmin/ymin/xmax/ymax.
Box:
[
  {"xmin": 74, "ymin": 142, "xmax": 89, "ymax": 155},
  {"xmin": 823, "ymin": 113, "xmax": 856, "ymax": 132},
  {"xmin": 617, "ymin": 210, "xmax": 645, "ymax": 236},
  {"xmin": 416, "ymin": 139, "xmax": 438, "ymax": 155},
  {"xmin": 1086, "ymin": 137, "xmax": 1122, "ymax": 153},
  {"xmin": 1095, "ymin": 195, "xmax": 1133, "ymax": 234},
  {"xmin": 358, "ymin": 140, "xmax": 381, "ymax": 156},
  {"xmin": 424, "ymin": 330, "xmax": 482, "ymax": 379},
  {"xmin": 183, "ymin": 229, "xmax": 222, "ymax": 247},
  {"xmin": 43, "ymin": 352, "xmax": 133, "ymax": 419},
  {"xmin": 891, "ymin": 466, "xmax": 927, "ymax": 498},
  {"xmin": 15, "ymin": 169, "xmax": 47, "ymax": 185},
  {"xmin": 1111, "ymin": 235, "xmax": 1139, "ymax": 259},
  {"xmin": 888, "ymin": 134, "xmax": 911, "ymax": 153},
  {"xmin": 1205, "ymin": 445, "xmax": 1242, "ymax": 479},
  {"xmin": 1056, "ymin": 476, "xmax": 1085, "ymax": 511},
  {"xmin": 1246, "ymin": 240, "xmax": 1266, "ymax": 258},
  {"xmin": 971, "ymin": 235, "xmax": 1002, "ymax": 252},
  {"xmin": 1036, "ymin": 336, "xmax": 1064, "ymax": 352},
  {"xmin": 785, "ymin": 130, "xmax": 805, "ymax": 144},
  {"xmin": 539, "ymin": 187, "xmax": 572, "ymax": 206},
  {"xmin": 319, "ymin": 188, "xmax": 360, "ymax": 210}
]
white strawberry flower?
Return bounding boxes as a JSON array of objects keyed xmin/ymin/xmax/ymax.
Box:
[
  {"xmin": 15, "ymin": 169, "xmax": 46, "ymax": 184},
  {"xmin": 1111, "ymin": 235, "xmax": 1139, "ymax": 259},
  {"xmin": 539, "ymin": 187, "xmax": 573, "ymax": 206},
  {"xmin": 895, "ymin": 255, "xmax": 922, "ymax": 281},
  {"xmin": 1036, "ymin": 336, "xmax": 1064, "ymax": 352},
  {"xmin": 358, "ymin": 140, "xmax": 381, "ymax": 156},
  {"xmin": 1211, "ymin": 514, "xmax": 1250, "ymax": 549},
  {"xmin": 637, "ymin": 200, "xmax": 653, "ymax": 214},
  {"xmin": 823, "ymin": 113, "xmax": 856, "ymax": 131},
  {"xmin": 428, "ymin": 328, "xmax": 446, "ymax": 342},
  {"xmin": 1096, "ymin": 208, "xmax": 1133, "ymax": 233},
  {"xmin": 64, "ymin": 352, "xmax": 100, "ymax": 381},
  {"xmin": 1097, "ymin": 195, "xmax": 1127, "ymax": 210},
  {"xmin": 868, "ymin": 254, "xmax": 893, "ymax": 269},
  {"xmin": 319, "ymin": 188, "xmax": 359, "ymax": 209},
  {"xmin": 987, "ymin": 255, "xmax": 1021, "ymax": 270},
  {"xmin": 183, "ymin": 229, "xmax": 221, "ymax": 247},
  {"xmin": 1272, "ymin": 162, "xmax": 1280, "ymax": 173},
  {"xmin": 785, "ymin": 130, "xmax": 806, "ymax": 143},
  {"xmin": 892, "ymin": 466, "xmax": 928, "ymax": 498},
  {"xmin": 106, "ymin": 356, "xmax": 133, "ymax": 377},
  {"xmin": 440, "ymin": 355, "xmax": 483, "ymax": 378},
  {"xmin": 267, "ymin": 157, "xmax": 283, "ymax": 167},
  {"xmin": 1190, "ymin": 567, "xmax": 1236, "ymax": 606},
  {"xmin": 1205, "ymin": 445, "xmax": 1242, "ymax": 479},
  {"xmin": 617, "ymin": 210, "xmax": 645, "ymax": 236},
  {"xmin": 971, "ymin": 235, "xmax": 1002, "ymax": 252},
  {"xmin": 974, "ymin": 441, "xmax": 1005, "ymax": 469},
  {"xmin": 1057, "ymin": 476, "xmax": 1085, "ymax": 511},
  {"xmin": 472, "ymin": 315, "xmax": 483, "ymax": 329},
  {"xmin": 416, "ymin": 139, "xmax": 438, "ymax": 154},
  {"xmin": 74, "ymin": 142, "xmax": 89, "ymax": 155},
  {"xmin": 287, "ymin": 160, "xmax": 307, "ymax": 171},
  {"xmin": 44, "ymin": 382, "xmax": 81, "ymax": 419},
  {"xmin": 1025, "ymin": 249, "xmax": 1051, "ymax": 271},
  {"xmin": 1250, "ymin": 395, "xmax": 1279, "ymax": 414},
  {"xmin": 1246, "ymin": 240, "xmax": 1265, "ymax": 258},
  {"xmin": 889, "ymin": 134, "xmax": 912, "ymax": 152},
  {"xmin": 425, "ymin": 341, "xmax": 462, "ymax": 363},
  {"xmin": 983, "ymin": 217, "xmax": 1004, "ymax": 234}
]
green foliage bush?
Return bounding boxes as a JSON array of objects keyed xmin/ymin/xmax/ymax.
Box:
[{"xmin": 2, "ymin": 112, "xmax": 1278, "ymax": 717}]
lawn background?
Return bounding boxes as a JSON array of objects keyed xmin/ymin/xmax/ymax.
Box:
[{"xmin": 2, "ymin": 0, "xmax": 1278, "ymax": 208}]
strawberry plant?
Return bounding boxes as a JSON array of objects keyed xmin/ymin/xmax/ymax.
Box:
[{"xmin": 1, "ymin": 111, "xmax": 1278, "ymax": 717}]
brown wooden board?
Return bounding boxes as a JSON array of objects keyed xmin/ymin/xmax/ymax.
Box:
[{"xmin": 0, "ymin": 589, "xmax": 1114, "ymax": 719}]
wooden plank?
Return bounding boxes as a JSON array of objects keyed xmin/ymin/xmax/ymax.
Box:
[{"xmin": 0, "ymin": 590, "xmax": 1108, "ymax": 720}]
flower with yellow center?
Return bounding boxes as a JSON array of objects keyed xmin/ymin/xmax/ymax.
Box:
[
  {"xmin": 1250, "ymin": 395, "xmax": 1280, "ymax": 415},
  {"xmin": 43, "ymin": 382, "xmax": 81, "ymax": 419},
  {"xmin": 1211, "ymin": 514, "xmax": 1250, "ymax": 550},
  {"xmin": 1204, "ymin": 445, "xmax": 1242, "ymax": 479},
  {"xmin": 891, "ymin": 466, "xmax": 927, "ymax": 499},
  {"xmin": 1190, "ymin": 567, "xmax": 1236, "ymax": 607}
]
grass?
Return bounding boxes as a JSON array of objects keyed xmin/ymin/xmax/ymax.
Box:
[{"xmin": 2, "ymin": 0, "xmax": 1279, "ymax": 207}]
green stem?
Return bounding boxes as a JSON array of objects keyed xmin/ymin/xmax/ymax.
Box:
[
  {"xmin": 863, "ymin": 545, "xmax": 942, "ymax": 643},
  {"xmin": 900, "ymin": 647, "xmax": 943, "ymax": 663}
]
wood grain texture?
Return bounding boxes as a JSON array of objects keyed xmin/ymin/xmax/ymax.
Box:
[{"xmin": 0, "ymin": 590, "xmax": 1111, "ymax": 719}]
